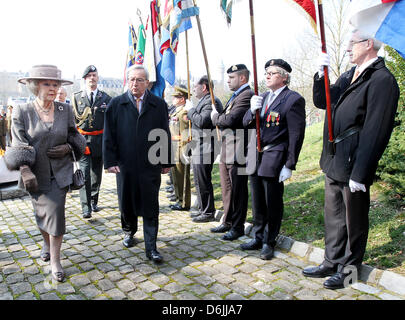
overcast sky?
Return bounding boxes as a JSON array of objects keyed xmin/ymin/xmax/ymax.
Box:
[{"xmin": 0, "ymin": 0, "xmax": 318, "ymax": 82}]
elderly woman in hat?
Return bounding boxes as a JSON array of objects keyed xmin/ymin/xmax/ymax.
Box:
[{"xmin": 4, "ymin": 65, "xmax": 86, "ymax": 282}]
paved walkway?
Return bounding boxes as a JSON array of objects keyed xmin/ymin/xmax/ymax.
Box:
[{"xmin": 0, "ymin": 172, "xmax": 404, "ymax": 301}]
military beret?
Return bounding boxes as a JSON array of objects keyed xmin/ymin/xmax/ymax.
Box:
[
  {"xmin": 264, "ymin": 59, "xmax": 292, "ymax": 73},
  {"xmin": 171, "ymin": 85, "xmax": 190, "ymax": 98},
  {"xmin": 82, "ymin": 65, "xmax": 98, "ymax": 78},
  {"xmin": 227, "ymin": 64, "xmax": 248, "ymax": 74}
]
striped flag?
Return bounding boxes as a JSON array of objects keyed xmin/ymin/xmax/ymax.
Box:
[
  {"xmin": 289, "ymin": 0, "xmax": 317, "ymax": 33},
  {"xmin": 124, "ymin": 23, "xmax": 137, "ymax": 86},
  {"xmin": 135, "ymin": 24, "xmax": 146, "ymax": 65},
  {"xmin": 220, "ymin": 0, "xmax": 233, "ymax": 25},
  {"xmin": 349, "ymin": 0, "xmax": 405, "ymax": 58}
]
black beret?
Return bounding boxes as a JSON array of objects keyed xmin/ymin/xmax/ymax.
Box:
[
  {"xmin": 82, "ymin": 65, "xmax": 97, "ymax": 78},
  {"xmin": 264, "ymin": 59, "xmax": 292, "ymax": 73},
  {"xmin": 227, "ymin": 64, "xmax": 248, "ymax": 74}
]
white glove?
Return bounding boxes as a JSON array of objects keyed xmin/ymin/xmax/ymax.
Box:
[
  {"xmin": 318, "ymin": 52, "xmax": 330, "ymax": 77},
  {"xmin": 210, "ymin": 104, "xmax": 218, "ymax": 121},
  {"xmin": 184, "ymin": 99, "xmax": 193, "ymax": 111},
  {"xmin": 279, "ymin": 165, "xmax": 292, "ymax": 183},
  {"xmin": 250, "ymin": 95, "xmax": 263, "ymax": 113},
  {"xmin": 349, "ymin": 179, "xmax": 366, "ymax": 193}
]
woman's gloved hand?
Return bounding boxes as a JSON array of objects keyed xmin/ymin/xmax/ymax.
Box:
[
  {"xmin": 20, "ymin": 165, "xmax": 38, "ymax": 193},
  {"xmin": 46, "ymin": 144, "xmax": 72, "ymax": 159}
]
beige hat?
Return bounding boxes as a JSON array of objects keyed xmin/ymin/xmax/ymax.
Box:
[
  {"xmin": 171, "ymin": 85, "xmax": 191, "ymax": 98},
  {"xmin": 18, "ymin": 65, "xmax": 73, "ymax": 85}
]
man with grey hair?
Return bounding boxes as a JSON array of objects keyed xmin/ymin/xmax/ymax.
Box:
[
  {"xmin": 302, "ymin": 29, "xmax": 399, "ymax": 290},
  {"xmin": 242, "ymin": 58, "xmax": 306, "ymax": 260},
  {"xmin": 103, "ymin": 65, "xmax": 173, "ymax": 264}
]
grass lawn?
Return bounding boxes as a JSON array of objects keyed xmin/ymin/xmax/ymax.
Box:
[{"xmin": 209, "ymin": 121, "xmax": 405, "ymax": 275}]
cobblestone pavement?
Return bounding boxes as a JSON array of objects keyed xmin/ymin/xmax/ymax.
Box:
[{"xmin": 0, "ymin": 173, "xmax": 404, "ymax": 301}]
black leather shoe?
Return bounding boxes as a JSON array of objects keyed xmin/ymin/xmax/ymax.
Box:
[
  {"xmin": 146, "ymin": 250, "xmax": 163, "ymax": 264},
  {"xmin": 123, "ymin": 235, "xmax": 135, "ymax": 248},
  {"xmin": 170, "ymin": 203, "xmax": 188, "ymax": 211},
  {"xmin": 240, "ymin": 238, "xmax": 263, "ymax": 250},
  {"xmin": 190, "ymin": 211, "xmax": 201, "ymax": 218},
  {"xmin": 323, "ymin": 272, "xmax": 351, "ymax": 290},
  {"xmin": 192, "ymin": 214, "xmax": 214, "ymax": 223},
  {"xmin": 82, "ymin": 211, "xmax": 92, "ymax": 219},
  {"xmin": 260, "ymin": 244, "xmax": 274, "ymax": 260},
  {"xmin": 221, "ymin": 230, "xmax": 244, "ymax": 241},
  {"xmin": 210, "ymin": 223, "xmax": 231, "ymax": 233},
  {"xmin": 302, "ymin": 264, "xmax": 336, "ymax": 278},
  {"xmin": 91, "ymin": 203, "xmax": 100, "ymax": 212}
]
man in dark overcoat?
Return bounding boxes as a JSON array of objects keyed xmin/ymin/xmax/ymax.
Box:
[
  {"xmin": 210, "ymin": 64, "xmax": 254, "ymax": 240},
  {"xmin": 72, "ymin": 65, "xmax": 111, "ymax": 218},
  {"xmin": 103, "ymin": 65, "xmax": 172, "ymax": 264},
  {"xmin": 186, "ymin": 76, "xmax": 223, "ymax": 223},
  {"xmin": 302, "ymin": 29, "xmax": 399, "ymax": 289},
  {"xmin": 241, "ymin": 59, "xmax": 306, "ymax": 260}
]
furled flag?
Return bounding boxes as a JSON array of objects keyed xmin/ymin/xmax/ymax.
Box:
[
  {"xmin": 135, "ymin": 24, "xmax": 146, "ymax": 65},
  {"xmin": 124, "ymin": 23, "xmax": 137, "ymax": 86},
  {"xmin": 349, "ymin": 0, "xmax": 405, "ymax": 59},
  {"xmin": 288, "ymin": 0, "xmax": 317, "ymax": 34},
  {"xmin": 150, "ymin": 0, "xmax": 166, "ymax": 97},
  {"xmin": 159, "ymin": 0, "xmax": 199, "ymax": 85},
  {"xmin": 220, "ymin": 0, "xmax": 233, "ymax": 25}
]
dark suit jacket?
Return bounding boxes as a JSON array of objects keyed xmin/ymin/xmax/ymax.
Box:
[
  {"xmin": 243, "ymin": 87, "xmax": 306, "ymax": 177},
  {"xmin": 212, "ymin": 85, "xmax": 254, "ymax": 166},
  {"xmin": 313, "ymin": 57, "xmax": 399, "ymax": 185},
  {"xmin": 72, "ymin": 89, "xmax": 111, "ymax": 157},
  {"xmin": 103, "ymin": 90, "xmax": 172, "ymax": 218}
]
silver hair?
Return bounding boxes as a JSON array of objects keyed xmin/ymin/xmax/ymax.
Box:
[
  {"xmin": 26, "ymin": 79, "xmax": 40, "ymax": 96},
  {"xmin": 274, "ymin": 66, "xmax": 291, "ymax": 86},
  {"xmin": 127, "ymin": 65, "xmax": 150, "ymax": 80},
  {"xmin": 352, "ymin": 29, "xmax": 383, "ymax": 51}
]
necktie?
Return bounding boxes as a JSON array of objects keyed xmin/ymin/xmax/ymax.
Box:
[
  {"xmin": 351, "ymin": 68, "xmax": 360, "ymax": 84},
  {"xmin": 90, "ymin": 92, "xmax": 94, "ymax": 105},
  {"xmin": 262, "ymin": 92, "xmax": 275, "ymax": 117},
  {"xmin": 136, "ymin": 98, "xmax": 141, "ymax": 112}
]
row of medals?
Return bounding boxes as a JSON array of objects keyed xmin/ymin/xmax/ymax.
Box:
[{"xmin": 266, "ymin": 111, "xmax": 280, "ymax": 127}]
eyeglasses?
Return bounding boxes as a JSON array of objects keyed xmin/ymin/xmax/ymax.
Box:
[
  {"xmin": 129, "ymin": 78, "xmax": 146, "ymax": 83},
  {"xmin": 348, "ymin": 39, "xmax": 368, "ymax": 48},
  {"xmin": 264, "ymin": 71, "xmax": 280, "ymax": 77}
]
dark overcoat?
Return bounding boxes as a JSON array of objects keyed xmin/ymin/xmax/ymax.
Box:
[
  {"xmin": 212, "ymin": 85, "xmax": 254, "ymax": 166},
  {"xmin": 103, "ymin": 90, "xmax": 172, "ymax": 218},
  {"xmin": 313, "ymin": 57, "xmax": 399, "ymax": 185},
  {"xmin": 72, "ymin": 89, "xmax": 111, "ymax": 157},
  {"xmin": 243, "ymin": 87, "xmax": 306, "ymax": 177}
]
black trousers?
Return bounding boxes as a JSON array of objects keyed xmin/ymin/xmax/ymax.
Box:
[
  {"xmin": 250, "ymin": 175, "xmax": 284, "ymax": 247},
  {"xmin": 219, "ymin": 163, "xmax": 248, "ymax": 233},
  {"xmin": 79, "ymin": 154, "xmax": 103, "ymax": 213},
  {"xmin": 192, "ymin": 162, "xmax": 215, "ymax": 215},
  {"xmin": 323, "ymin": 175, "xmax": 370, "ymax": 272}
]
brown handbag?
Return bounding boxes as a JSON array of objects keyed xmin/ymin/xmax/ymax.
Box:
[{"xmin": 70, "ymin": 150, "xmax": 84, "ymax": 190}]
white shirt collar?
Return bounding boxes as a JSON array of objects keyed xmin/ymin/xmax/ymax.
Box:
[{"xmin": 357, "ymin": 57, "xmax": 378, "ymax": 75}]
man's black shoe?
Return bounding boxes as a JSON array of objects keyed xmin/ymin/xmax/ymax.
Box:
[
  {"xmin": 146, "ymin": 250, "xmax": 163, "ymax": 264},
  {"xmin": 210, "ymin": 223, "xmax": 231, "ymax": 233},
  {"xmin": 260, "ymin": 244, "xmax": 274, "ymax": 260},
  {"xmin": 192, "ymin": 214, "xmax": 214, "ymax": 223},
  {"xmin": 123, "ymin": 235, "xmax": 135, "ymax": 248},
  {"xmin": 302, "ymin": 264, "xmax": 336, "ymax": 278},
  {"xmin": 82, "ymin": 211, "xmax": 92, "ymax": 219},
  {"xmin": 165, "ymin": 187, "xmax": 174, "ymax": 193},
  {"xmin": 190, "ymin": 211, "xmax": 201, "ymax": 218},
  {"xmin": 240, "ymin": 238, "xmax": 263, "ymax": 250},
  {"xmin": 170, "ymin": 203, "xmax": 188, "ymax": 211},
  {"xmin": 91, "ymin": 203, "xmax": 100, "ymax": 212},
  {"xmin": 323, "ymin": 272, "xmax": 351, "ymax": 290},
  {"xmin": 221, "ymin": 230, "xmax": 244, "ymax": 241}
]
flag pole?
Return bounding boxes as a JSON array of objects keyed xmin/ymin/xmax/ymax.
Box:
[
  {"xmin": 249, "ymin": 0, "xmax": 262, "ymax": 152},
  {"xmin": 185, "ymin": 30, "xmax": 192, "ymax": 141},
  {"xmin": 317, "ymin": 0, "xmax": 334, "ymax": 143},
  {"xmin": 192, "ymin": 0, "xmax": 221, "ymax": 141}
]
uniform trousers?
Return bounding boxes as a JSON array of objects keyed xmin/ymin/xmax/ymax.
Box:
[
  {"xmin": 219, "ymin": 163, "xmax": 248, "ymax": 233},
  {"xmin": 79, "ymin": 153, "xmax": 103, "ymax": 213},
  {"xmin": 172, "ymin": 161, "xmax": 191, "ymax": 209},
  {"xmin": 250, "ymin": 174, "xmax": 284, "ymax": 247},
  {"xmin": 323, "ymin": 175, "xmax": 370, "ymax": 272}
]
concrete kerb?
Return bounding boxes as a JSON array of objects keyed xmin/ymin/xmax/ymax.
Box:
[{"xmin": 244, "ymin": 222, "xmax": 405, "ymax": 298}]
